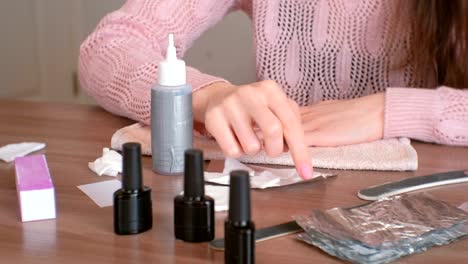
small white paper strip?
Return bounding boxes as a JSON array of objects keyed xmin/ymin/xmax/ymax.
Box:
[
  {"xmin": 0, "ymin": 142, "xmax": 46, "ymax": 162},
  {"xmin": 205, "ymin": 158, "xmax": 335, "ymax": 189},
  {"xmin": 77, "ymin": 180, "xmax": 121, "ymax": 207},
  {"xmin": 88, "ymin": 148, "xmax": 122, "ymax": 177}
]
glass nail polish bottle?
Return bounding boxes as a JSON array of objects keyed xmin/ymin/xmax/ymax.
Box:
[
  {"xmin": 114, "ymin": 142, "xmax": 152, "ymax": 235},
  {"xmin": 174, "ymin": 149, "xmax": 215, "ymax": 242},
  {"xmin": 225, "ymin": 170, "xmax": 255, "ymax": 264}
]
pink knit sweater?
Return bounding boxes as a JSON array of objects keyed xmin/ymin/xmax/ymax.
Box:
[{"xmin": 78, "ymin": 0, "xmax": 468, "ymax": 146}]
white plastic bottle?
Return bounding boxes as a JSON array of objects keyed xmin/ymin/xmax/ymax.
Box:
[{"xmin": 151, "ymin": 34, "xmax": 193, "ymax": 175}]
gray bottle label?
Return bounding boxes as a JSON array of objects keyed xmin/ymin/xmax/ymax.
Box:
[{"xmin": 151, "ymin": 85, "xmax": 193, "ymax": 174}]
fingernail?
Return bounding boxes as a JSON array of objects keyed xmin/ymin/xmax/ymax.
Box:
[{"xmin": 299, "ymin": 163, "xmax": 314, "ymax": 180}]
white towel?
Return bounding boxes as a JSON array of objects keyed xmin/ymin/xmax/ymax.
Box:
[{"xmin": 111, "ymin": 123, "xmax": 418, "ymax": 171}]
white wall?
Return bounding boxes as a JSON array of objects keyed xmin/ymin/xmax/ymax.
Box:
[
  {"xmin": 185, "ymin": 11, "xmax": 256, "ymax": 86},
  {"xmin": 78, "ymin": 2, "xmax": 257, "ymax": 86},
  {"xmin": 0, "ymin": 2, "xmax": 256, "ymax": 103},
  {"xmin": 0, "ymin": 1, "xmax": 40, "ymax": 98}
]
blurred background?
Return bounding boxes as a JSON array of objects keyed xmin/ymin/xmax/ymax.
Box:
[{"xmin": 0, "ymin": 0, "xmax": 256, "ymax": 104}]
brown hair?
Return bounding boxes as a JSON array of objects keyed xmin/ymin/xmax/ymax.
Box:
[{"xmin": 404, "ymin": 1, "xmax": 467, "ymax": 88}]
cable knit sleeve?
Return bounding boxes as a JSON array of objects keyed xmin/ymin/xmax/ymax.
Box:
[
  {"xmin": 384, "ymin": 87, "xmax": 468, "ymax": 146},
  {"xmin": 78, "ymin": 0, "xmax": 239, "ymax": 124}
]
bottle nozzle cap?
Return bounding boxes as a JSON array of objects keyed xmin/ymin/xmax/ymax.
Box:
[
  {"xmin": 169, "ymin": 33, "xmax": 174, "ymax": 46},
  {"xmin": 166, "ymin": 33, "xmax": 177, "ymax": 62},
  {"xmin": 158, "ymin": 33, "xmax": 186, "ymax": 86}
]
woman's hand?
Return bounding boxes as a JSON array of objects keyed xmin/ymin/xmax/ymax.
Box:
[
  {"xmin": 300, "ymin": 93, "xmax": 385, "ymax": 147},
  {"xmin": 193, "ymin": 80, "xmax": 314, "ymax": 179}
]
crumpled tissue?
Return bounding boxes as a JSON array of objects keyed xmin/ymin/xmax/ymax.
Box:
[
  {"xmin": 205, "ymin": 158, "xmax": 335, "ymax": 189},
  {"xmin": 88, "ymin": 148, "xmax": 122, "ymax": 177},
  {"xmin": 0, "ymin": 142, "xmax": 46, "ymax": 162}
]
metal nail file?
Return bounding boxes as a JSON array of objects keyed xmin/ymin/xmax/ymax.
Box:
[
  {"xmin": 358, "ymin": 170, "xmax": 468, "ymax": 201},
  {"xmin": 210, "ymin": 221, "xmax": 302, "ymax": 251}
]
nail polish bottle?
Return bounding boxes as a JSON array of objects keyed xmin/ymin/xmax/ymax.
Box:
[
  {"xmin": 225, "ymin": 170, "xmax": 255, "ymax": 264},
  {"xmin": 114, "ymin": 142, "xmax": 153, "ymax": 235},
  {"xmin": 174, "ymin": 149, "xmax": 215, "ymax": 242}
]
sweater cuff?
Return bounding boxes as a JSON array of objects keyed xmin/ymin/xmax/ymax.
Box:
[
  {"xmin": 384, "ymin": 88, "xmax": 438, "ymax": 141},
  {"xmin": 186, "ymin": 67, "xmax": 230, "ymax": 92}
]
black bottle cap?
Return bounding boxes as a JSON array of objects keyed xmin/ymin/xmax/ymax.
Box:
[
  {"xmin": 122, "ymin": 142, "xmax": 143, "ymax": 191},
  {"xmin": 184, "ymin": 149, "xmax": 205, "ymax": 198},
  {"xmin": 228, "ymin": 170, "xmax": 251, "ymax": 224}
]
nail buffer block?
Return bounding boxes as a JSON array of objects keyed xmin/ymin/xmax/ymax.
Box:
[{"xmin": 15, "ymin": 154, "xmax": 56, "ymax": 222}]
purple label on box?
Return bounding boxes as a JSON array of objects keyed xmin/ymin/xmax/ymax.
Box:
[{"xmin": 15, "ymin": 154, "xmax": 54, "ymax": 191}]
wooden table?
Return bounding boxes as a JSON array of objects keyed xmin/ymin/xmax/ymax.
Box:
[{"xmin": 0, "ymin": 100, "xmax": 467, "ymax": 263}]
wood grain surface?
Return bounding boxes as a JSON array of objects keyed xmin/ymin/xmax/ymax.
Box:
[{"xmin": 0, "ymin": 100, "xmax": 467, "ymax": 263}]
